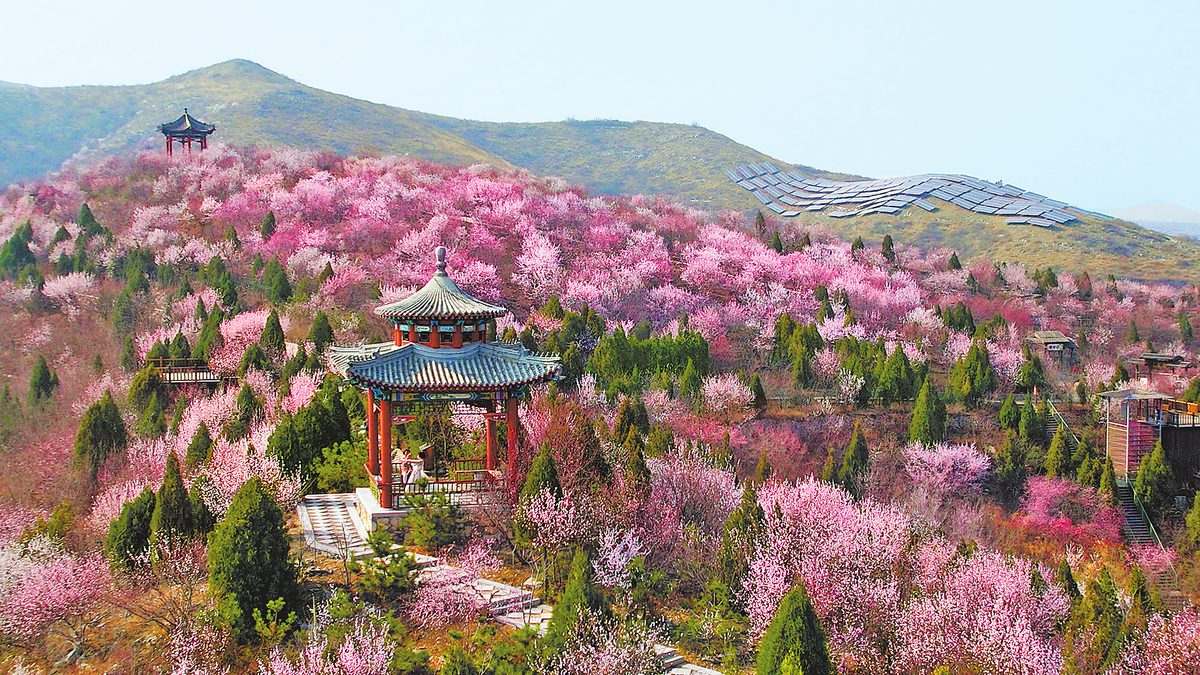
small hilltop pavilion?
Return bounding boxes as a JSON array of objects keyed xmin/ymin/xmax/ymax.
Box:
[
  {"xmin": 159, "ymin": 108, "xmax": 216, "ymax": 155},
  {"xmin": 326, "ymin": 247, "xmax": 560, "ymax": 529}
]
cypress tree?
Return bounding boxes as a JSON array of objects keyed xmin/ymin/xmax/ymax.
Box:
[
  {"xmin": 646, "ymin": 425, "xmax": 674, "ymax": 458},
  {"xmin": 1053, "ymin": 559, "xmax": 1082, "ymax": 604},
  {"xmin": 749, "ymin": 373, "xmax": 767, "ymax": 412},
  {"xmin": 909, "ymin": 378, "xmax": 946, "ymax": 445},
  {"xmin": 542, "ymin": 548, "xmax": 612, "ymax": 657},
  {"xmin": 128, "ymin": 366, "xmax": 166, "ymax": 414},
  {"xmin": 308, "ymin": 311, "xmax": 334, "ymax": 354},
  {"xmin": 261, "ymin": 309, "xmax": 286, "ymax": 356},
  {"xmin": 92, "ymin": 353, "xmax": 103, "ymax": 374},
  {"xmin": 680, "ymin": 358, "xmax": 702, "ymax": 399},
  {"xmin": 75, "ymin": 390, "xmax": 127, "ymax": 478},
  {"xmin": 238, "ymin": 343, "xmax": 271, "ymax": 377},
  {"xmin": 189, "ymin": 481, "xmax": 216, "ymax": 539},
  {"xmin": 169, "ymin": 394, "xmax": 187, "ymax": 437},
  {"xmin": 770, "ymin": 231, "xmax": 783, "ymax": 253},
  {"xmin": 135, "ymin": 392, "xmax": 167, "ymax": 439},
  {"xmin": 186, "ymin": 421, "xmax": 214, "ymax": 469},
  {"xmin": 120, "ymin": 336, "xmax": 139, "ymax": 372},
  {"xmin": 880, "ymin": 234, "xmax": 896, "ymax": 263},
  {"xmin": 1066, "ymin": 568, "xmax": 1123, "ymax": 672},
  {"xmin": 1127, "ymin": 319, "xmax": 1141, "ymax": 344},
  {"xmin": 1134, "ymin": 440, "xmax": 1177, "ymax": 518},
  {"xmin": 820, "ymin": 447, "xmax": 838, "ymax": 483},
  {"xmin": 1123, "ymin": 565, "xmax": 1160, "ymax": 635},
  {"xmin": 522, "ymin": 443, "xmax": 562, "ymax": 501},
  {"xmin": 756, "ymin": 581, "xmax": 831, "ymax": 675},
  {"xmin": 752, "ymin": 453, "xmax": 774, "ymax": 486},
  {"xmin": 1181, "ymin": 311, "xmax": 1195, "ymax": 344},
  {"xmin": 838, "ymin": 420, "xmax": 869, "ymax": 496},
  {"xmin": 1099, "ymin": 456, "xmax": 1119, "ymax": 508},
  {"xmin": 150, "ymin": 452, "xmax": 193, "ymax": 546},
  {"xmin": 208, "ymin": 477, "xmax": 299, "ymax": 643},
  {"xmin": 714, "ymin": 483, "xmax": 764, "ymax": 614},
  {"xmin": 105, "ymin": 487, "xmax": 157, "ymax": 568},
  {"xmin": 1019, "ymin": 396, "xmax": 1042, "ymax": 448},
  {"xmin": 948, "ymin": 251, "xmax": 962, "ymax": 270},
  {"xmin": 625, "ymin": 428, "xmax": 650, "ymax": 494},
  {"xmin": 168, "ymin": 332, "xmax": 190, "ymax": 361},
  {"xmin": 1044, "ymin": 426, "xmax": 1071, "ymax": 478},
  {"xmin": 27, "ymin": 355, "xmax": 58, "ymax": 404},
  {"xmin": 999, "ymin": 393, "xmax": 1020, "ymax": 431},
  {"xmin": 261, "ymin": 210, "xmax": 276, "ymax": 241}
]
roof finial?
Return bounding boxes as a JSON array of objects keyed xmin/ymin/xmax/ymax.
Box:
[
  {"xmin": 435, "ymin": 246, "xmax": 447, "ymax": 276},
  {"xmin": 184, "ymin": 107, "xmax": 188, "ymax": 114}
]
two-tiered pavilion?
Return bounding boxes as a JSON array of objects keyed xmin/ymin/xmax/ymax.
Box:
[
  {"xmin": 159, "ymin": 109, "xmax": 216, "ymax": 155},
  {"xmin": 329, "ymin": 247, "xmax": 560, "ymax": 509}
]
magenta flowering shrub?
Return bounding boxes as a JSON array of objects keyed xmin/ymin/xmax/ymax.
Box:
[
  {"xmin": 1017, "ymin": 476, "xmax": 1122, "ymax": 545},
  {"xmin": 903, "ymin": 442, "xmax": 991, "ymax": 501},
  {"xmin": 1109, "ymin": 607, "xmax": 1200, "ymax": 674},
  {"xmin": 640, "ymin": 453, "xmax": 739, "ymax": 572},
  {"xmin": 0, "ymin": 538, "xmax": 111, "ymax": 648}
]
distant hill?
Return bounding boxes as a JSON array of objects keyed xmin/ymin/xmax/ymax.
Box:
[
  {"xmin": 3, "ymin": 59, "xmax": 1200, "ymax": 282},
  {"xmin": 0, "ymin": 59, "xmax": 823, "ymax": 212},
  {"xmin": 1111, "ymin": 202, "xmax": 1200, "ymax": 223}
]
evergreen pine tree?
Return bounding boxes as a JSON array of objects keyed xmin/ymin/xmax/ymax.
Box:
[
  {"xmin": 1134, "ymin": 440, "xmax": 1177, "ymax": 518},
  {"xmin": 820, "ymin": 447, "xmax": 838, "ymax": 483},
  {"xmin": 999, "ymin": 393, "xmax": 1020, "ymax": 430},
  {"xmin": 837, "ymin": 420, "xmax": 869, "ymax": 496},
  {"xmin": 522, "ymin": 443, "xmax": 562, "ymax": 500},
  {"xmin": 908, "ymin": 378, "xmax": 946, "ymax": 445},
  {"xmin": 208, "ymin": 477, "xmax": 299, "ymax": 643},
  {"xmin": 259, "ymin": 310, "xmax": 285, "ymax": 357},
  {"xmin": 105, "ymin": 487, "xmax": 157, "ymax": 568},
  {"xmin": 713, "ymin": 483, "xmax": 764, "ymax": 614},
  {"xmin": 75, "ymin": 390, "xmax": 128, "ymax": 478},
  {"xmin": 169, "ymin": 394, "xmax": 187, "ymax": 437},
  {"xmin": 92, "ymin": 353, "xmax": 103, "ymax": 374},
  {"xmin": 949, "ymin": 251, "xmax": 962, "ymax": 270},
  {"xmin": 1180, "ymin": 310, "xmax": 1194, "ymax": 343},
  {"xmin": 1065, "ymin": 568, "xmax": 1124, "ymax": 672},
  {"xmin": 752, "ymin": 453, "xmax": 774, "ymax": 486},
  {"xmin": 1018, "ymin": 396, "xmax": 1042, "ymax": 448},
  {"xmin": 1123, "ymin": 565, "xmax": 1160, "ymax": 635},
  {"xmin": 309, "ymin": 311, "xmax": 334, "ymax": 354},
  {"xmin": 189, "ymin": 481, "xmax": 216, "ymax": 539},
  {"xmin": 770, "ymin": 231, "xmax": 783, "ymax": 253},
  {"xmin": 756, "ymin": 581, "xmax": 831, "ymax": 675},
  {"xmin": 150, "ymin": 452, "xmax": 194, "ymax": 546},
  {"xmin": 1127, "ymin": 319, "xmax": 1141, "ymax": 344},
  {"xmin": 186, "ymin": 421, "xmax": 214, "ymax": 469},
  {"xmin": 1053, "ymin": 559, "xmax": 1082, "ymax": 604},
  {"xmin": 680, "ymin": 358, "xmax": 702, "ymax": 399},
  {"xmin": 542, "ymin": 548, "xmax": 612, "ymax": 657},
  {"xmin": 1099, "ymin": 456, "xmax": 1119, "ymax": 508},
  {"xmin": 749, "ymin": 373, "xmax": 767, "ymax": 412},
  {"xmin": 260, "ymin": 210, "xmax": 277, "ymax": 241},
  {"xmin": 169, "ymin": 332, "xmax": 191, "ymax": 360},
  {"xmin": 625, "ymin": 428, "xmax": 650, "ymax": 494},
  {"xmin": 1044, "ymin": 426, "xmax": 1071, "ymax": 478},
  {"xmin": 1183, "ymin": 492, "xmax": 1200, "ymax": 555},
  {"xmin": 120, "ymin": 336, "xmax": 139, "ymax": 372},
  {"xmin": 880, "ymin": 234, "xmax": 896, "ymax": 263},
  {"xmin": 27, "ymin": 355, "xmax": 58, "ymax": 404},
  {"xmin": 646, "ymin": 425, "xmax": 674, "ymax": 458}
]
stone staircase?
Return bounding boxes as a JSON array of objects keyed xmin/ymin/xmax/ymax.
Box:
[
  {"xmin": 1043, "ymin": 400, "xmax": 1079, "ymax": 452},
  {"xmin": 1117, "ymin": 483, "xmax": 1156, "ymax": 547}
]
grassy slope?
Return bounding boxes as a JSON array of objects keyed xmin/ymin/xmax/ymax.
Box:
[
  {"xmin": 788, "ymin": 198, "xmax": 1200, "ymax": 284},
  {"xmin": 3, "ymin": 59, "xmax": 1198, "ymax": 283}
]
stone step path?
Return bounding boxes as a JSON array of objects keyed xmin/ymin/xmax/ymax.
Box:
[
  {"xmin": 298, "ymin": 495, "xmax": 722, "ymax": 674},
  {"xmin": 297, "ymin": 493, "xmax": 437, "ymax": 567}
]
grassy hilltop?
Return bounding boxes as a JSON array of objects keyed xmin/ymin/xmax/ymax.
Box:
[{"xmin": 3, "ymin": 58, "xmax": 1199, "ymax": 283}]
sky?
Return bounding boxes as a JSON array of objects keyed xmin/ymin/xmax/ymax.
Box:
[{"xmin": 2, "ymin": 0, "xmax": 1198, "ymax": 214}]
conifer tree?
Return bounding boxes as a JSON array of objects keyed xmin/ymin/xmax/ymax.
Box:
[
  {"xmin": 260, "ymin": 210, "xmax": 276, "ymax": 241},
  {"xmin": 880, "ymin": 234, "xmax": 896, "ymax": 263},
  {"xmin": 75, "ymin": 390, "xmax": 127, "ymax": 478},
  {"xmin": 714, "ymin": 483, "xmax": 764, "ymax": 614},
  {"xmin": 1123, "ymin": 565, "xmax": 1160, "ymax": 635},
  {"xmin": 169, "ymin": 332, "xmax": 191, "ymax": 360},
  {"xmin": 150, "ymin": 452, "xmax": 193, "ymax": 546},
  {"xmin": 542, "ymin": 548, "xmax": 612, "ymax": 657},
  {"xmin": 948, "ymin": 251, "xmax": 962, "ymax": 270},
  {"xmin": 1044, "ymin": 426, "xmax": 1072, "ymax": 478},
  {"xmin": 105, "ymin": 486, "xmax": 156, "ymax": 568},
  {"xmin": 756, "ymin": 581, "xmax": 831, "ymax": 675},
  {"xmin": 799, "ymin": 232, "xmax": 811, "ymax": 251},
  {"xmin": 1065, "ymin": 568, "xmax": 1123, "ymax": 672},
  {"xmin": 136, "ymin": 392, "xmax": 167, "ymax": 439},
  {"xmin": 92, "ymin": 353, "xmax": 103, "ymax": 374},
  {"xmin": 837, "ymin": 420, "xmax": 869, "ymax": 496},
  {"xmin": 522, "ymin": 443, "xmax": 562, "ymax": 501},
  {"xmin": 169, "ymin": 394, "xmax": 187, "ymax": 437},
  {"xmin": 770, "ymin": 231, "xmax": 783, "ymax": 253},
  {"xmin": 1018, "ymin": 396, "xmax": 1043, "ymax": 448},
  {"xmin": 646, "ymin": 425, "xmax": 674, "ymax": 458},
  {"xmin": 129, "ymin": 366, "xmax": 166, "ymax": 414},
  {"xmin": 1183, "ymin": 492, "xmax": 1200, "ymax": 555},
  {"xmin": 1180, "ymin": 310, "xmax": 1194, "ymax": 343},
  {"xmin": 749, "ymin": 373, "xmax": 767, "ymax": 412},
  {"xmin": 820, "ymin": 447, "xmax": 838, "ymax": 484},
  {"xmin": 186, "ymin": 421, "xmax": 214, "ymax": 469},
  {"xmin": 625, "ymin": 428, "xmax": 650, "ymax": 495},
  {"xmin": 1053, "ymin": 559, "xmax": 1082, "ymax": 604},
  {"xmin": 999, "ymin": 393, "xmax": 1020, "ymax": 431},
  {"xmin": 752, "ymin": 453, "xmax": 774, "ymax": 486},
  {"xmin": 189, "ymin": 481, "xmax": 216, "ymax": 539},
  {"xmin": 238, "ymin": 343, "xmax": 271, "ymax": 377},
  {"xmin": 308, "ymin": 311, "xmax": 334, "ymax": 355},
  {"xmin": 909, "ymin": 378, "xmax": 946, "ymax": 445},
  {"xmin": 1127, "ymin": 319, "xmax": 1141, "ymax": 344},
  {"xmin": 1134, "ymin": 440, "xmax": 1177, "ymax": 518},
  {"xmin": 680, "ymin": 358, "xmax": 702, "ymax": 399},
  {"xmin": 713, "ymin": 430, "xmax": 733, "ymax": 468},
  {"xmin": 27, "ymin": 355, "xmax": 58, "ymax": 404},
  {"xmin": 850, "ymin": 236, "xmax": 864, "ymax": 254},
  {"xmin": 1099, "ymin": 455, "xmax": 1119, "ymax": 508},
  {"xmin": 120, "ymin": 336, "xmax": 139, "ymax": 372},
  {"xmin": 208, "ymin": 477, "xmax": 299, "ymax": 643},
  {"xmin": 994, "ymin": 433, "xmax": 1027, "ymax": 499}
]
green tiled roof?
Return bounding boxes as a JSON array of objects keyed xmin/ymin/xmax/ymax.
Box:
[
  {"xmin": 329, "ymin": 341, "xmax": 559, "ymax": 391},
  {"xmin": 375, "ymin": 247, "xmax": 507, "ymax": 320}
]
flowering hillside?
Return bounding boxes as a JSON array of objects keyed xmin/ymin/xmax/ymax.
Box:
[{"xmin": 0, "ymin": 146, "xmax": 1198, "ymax": 673}]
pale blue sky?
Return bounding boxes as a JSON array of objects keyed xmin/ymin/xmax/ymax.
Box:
[{"xmin": 3, "ymin": 0, "xmax": 1197, "ymax": 213}]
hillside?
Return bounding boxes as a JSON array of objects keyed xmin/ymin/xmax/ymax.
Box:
[{"xmin": 3, "ymin": 59, "xmax": 1199, "ymax": 283}]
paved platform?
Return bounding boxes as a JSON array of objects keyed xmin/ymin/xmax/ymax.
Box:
[{"xmin": 297, "ymin": 492, "xmax": 435, "ymax": 567}]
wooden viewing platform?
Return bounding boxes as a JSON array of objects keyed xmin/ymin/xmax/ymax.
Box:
[{"xmin": 144, "ymin": 357, "xmax": 222, "ymax": 384}]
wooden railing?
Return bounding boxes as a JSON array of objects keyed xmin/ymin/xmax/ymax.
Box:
[
  {"xmin": 145, "ymin": 357, "xmax": 221, "ymax": 383},
  {"xmin": 376, "ymin": 457, "xmax": 503, "ymax": 508}
]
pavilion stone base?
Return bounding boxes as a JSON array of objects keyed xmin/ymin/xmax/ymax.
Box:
[{"xmin": 354, "ymin": 487, "xmax": 407, "ymax": 534}]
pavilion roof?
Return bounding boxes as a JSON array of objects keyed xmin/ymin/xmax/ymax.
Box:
[
  {"xmin": 375, "ymin": 247, "xmax": 507, "ymax": 321},
  {"xmin": 329, "ymin": 340, "xmax": 559, "ymax": 391},
  {"xmin": 159, "ymin": 109, "xmax": 216, "ymax": 137}
]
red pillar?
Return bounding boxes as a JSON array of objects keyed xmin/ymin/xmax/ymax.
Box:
[
  {"xmin": 453, "ymin": 326, "xmax": 463, "ymax": 348},
  {"xmin": 431, "ymin": 322, "xmax": 441, "ymax": 348},
  {"xmin": 485, "ymin": 401, "xmax": 496, "ymax": 470},
  {"xmin": 200, "ymin": 136, "xmax": 207, "ymax": 151},
  {"xmin": 409, "ymin": 324, "xmax": 417, "ymax": 344},
  {"xmin": 380, "ymin": 398, "xmax": 393, "ymax": 508},
  {"xmin": 393, "ymin": 324, "xmax": 403, "ymax": 346},
  {"xmin": 367, "ymin": 390, "xmax": 379, "ymax": 477},
  {"xmin": 166, "ymin": 137, "xmax": 173, "ymax": 155},
  {"xmin": 506, "ymin": 395, "xmax": 519, "ymax": 466}
]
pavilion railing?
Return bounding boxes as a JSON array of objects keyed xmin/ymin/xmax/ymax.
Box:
[{"xmin": 377, "ymin": 457, "xmax": 503, "ymax": 509}]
